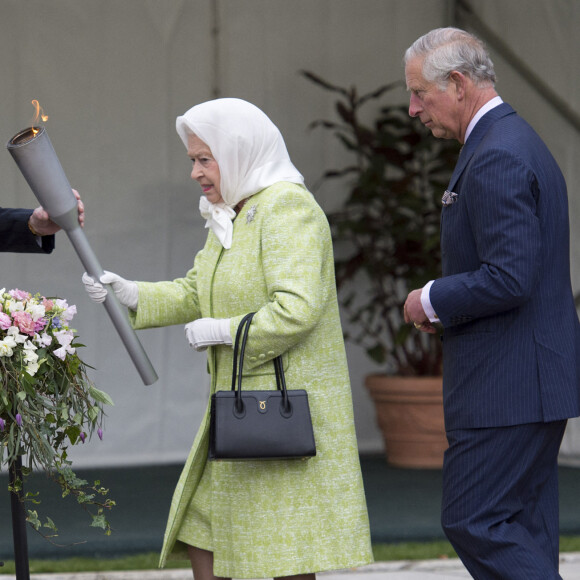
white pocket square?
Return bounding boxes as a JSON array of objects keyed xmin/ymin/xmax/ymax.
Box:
[{"xmin": 442, "ymin": 190, "xmax": 458, "ymax": 206}]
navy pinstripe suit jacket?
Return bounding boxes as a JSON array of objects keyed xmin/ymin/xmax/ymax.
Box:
[{"xmin": 430, "ymin": 103, "xmax": 580, "ymax": 430}]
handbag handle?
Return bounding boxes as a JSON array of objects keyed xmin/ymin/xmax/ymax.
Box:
[{"xmin": 231, "ymin": 312, "xmax": 290, "ymax": 413}]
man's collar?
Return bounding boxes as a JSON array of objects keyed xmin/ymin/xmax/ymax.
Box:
[{"xmin": 464, "ymin": 96, "xmax": 503, "ymax": 143}]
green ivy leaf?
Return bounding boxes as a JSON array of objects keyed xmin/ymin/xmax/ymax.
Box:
[
  {"xmin": 26, "ymin": 510, "xmax": 41, "ymax": 531},
  {"xmin": 66, "ymin": 426, "xmax": 81, "ymax": 445},
  {"xmin": 90, "ymin": 514, "xmax": 108, "ymax": 530},
  {"xmin": 44, "ymin": 517, "xmax": 57, "ymax": 531}
]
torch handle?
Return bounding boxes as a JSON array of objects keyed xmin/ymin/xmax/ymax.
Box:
[{"xmin": 67, "ymin": 227, "xmax": 158, "ymax": 385}]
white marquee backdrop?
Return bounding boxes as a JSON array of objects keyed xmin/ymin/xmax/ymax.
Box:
[{"xmin": 0, "ymin": 0, "xmax": 579, "ymax": 467}]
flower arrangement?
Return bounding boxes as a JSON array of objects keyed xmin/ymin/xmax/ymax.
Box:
[{"xmin": 0, "ymin": 288, "xmax": 115, "ymax": 537}]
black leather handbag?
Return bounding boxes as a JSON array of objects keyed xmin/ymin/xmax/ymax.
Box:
[{"xmin": 208, "ymin": 312, "xmax": 316, "ymax": 461}]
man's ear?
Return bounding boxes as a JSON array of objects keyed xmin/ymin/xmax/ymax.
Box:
[{"xmin": 449, "ymin": 71, "xmax": 467, "ymax": 100}]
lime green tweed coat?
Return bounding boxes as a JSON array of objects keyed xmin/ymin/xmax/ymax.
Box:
[{"xmin": 131, "ymin": 183, "xmax": 373, "ymax": 578}]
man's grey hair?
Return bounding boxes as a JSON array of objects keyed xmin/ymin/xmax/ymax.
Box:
[{"xmin": 404, "ymin": 27, "xmax": 496, "ymax": 89}]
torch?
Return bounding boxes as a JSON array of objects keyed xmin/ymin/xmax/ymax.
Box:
[{"xmin": 7, "ymin": 126, "xmax": 158, "ymax": 386}]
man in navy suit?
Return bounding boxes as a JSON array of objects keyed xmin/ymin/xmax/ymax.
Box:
[
  {"xmin": 0, "ymin": 190, "xmax": 84, "ymax": 253},
  {"xmin": 403, "ymin": 28, "xmax": 580, "ymax": 579}
]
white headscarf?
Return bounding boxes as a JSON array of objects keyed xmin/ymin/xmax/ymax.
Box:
[{"xmin": 176, "ymin": 98, "xmax": 304, "ymax": 248}]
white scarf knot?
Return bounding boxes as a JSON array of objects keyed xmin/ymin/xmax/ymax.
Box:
[{"xmin": 199, "ymin": 196, "xmax": 236, "ymax": 249}]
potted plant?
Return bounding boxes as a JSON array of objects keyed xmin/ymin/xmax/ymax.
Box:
[{"xmin": 303, "ymin": 71, "xmax": 460, "ymax": 468}]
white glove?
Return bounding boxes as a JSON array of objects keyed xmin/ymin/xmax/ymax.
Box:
[
  {"xmin": 185, "ymin": 318, "xmax": 232, "ymax": 351},
  {"xmin": 82, "ymin": 271, "xmax": 139, "ymax": 310}
]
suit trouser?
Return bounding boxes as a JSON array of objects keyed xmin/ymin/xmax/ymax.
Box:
[{"xmin": 441, "ymin": 420, "xmax": 567, "ymax": 580}]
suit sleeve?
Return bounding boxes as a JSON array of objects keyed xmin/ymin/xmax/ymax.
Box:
[
  {"xmin": 0, "ymin": 207, "xmax": 55, "ymax": 254},
  {"xmin": 430, "ymin": 147, "xmax": 541, "ymax": 327}
]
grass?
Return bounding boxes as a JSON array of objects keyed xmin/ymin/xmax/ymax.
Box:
[
  {"xmin": 1, "ymin": 537, "xmax": 580, "ymax": 574},
  {"xmin": 372, "ymin": 540, "xmax": 458, "ymax": 562},
  {"xmin": 0, "ymin": 552, "xmax": 187, "ymax": 574}
]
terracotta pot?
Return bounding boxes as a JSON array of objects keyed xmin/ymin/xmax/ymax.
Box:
[{"xmin": 365, "ymin": 374, "xmax": 447, "ymax": 469}]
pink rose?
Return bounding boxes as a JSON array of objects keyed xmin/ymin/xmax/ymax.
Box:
[
  {"xmin": 12, "ymin": 311, "xmax": 35, "ymax": 336},
  {"xmin": 0, "ymin": 312, "xmax": 11, "ymax": 330},
  {"xmin": 9, "ymin": 289, "xmax": 31, "ymax": 302},
  {"xmin": 42, "ymin": 298, "xmax": 54, "ymax": 312}
]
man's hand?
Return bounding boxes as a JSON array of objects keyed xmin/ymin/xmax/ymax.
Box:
[
  {"xmin": 28, "ymin": 189, "xmax": 85, "ymax": 236},
  {"xmin": 404, "ymin": 288, "xmax": 437, "ymax": 334}
]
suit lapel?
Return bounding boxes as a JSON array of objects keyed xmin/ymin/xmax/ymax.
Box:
[{"xmin": 447, "ymin": 103, "xmax": 516, "ymax": 192}]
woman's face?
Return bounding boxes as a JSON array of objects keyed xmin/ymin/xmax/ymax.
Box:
[{"xmin": 187, "ymin": 133, "xmax": 223, "ymax": 204}]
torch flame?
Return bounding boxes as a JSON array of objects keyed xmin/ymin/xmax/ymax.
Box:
[{"xmin": 31, "ymin": 100, "xmax": 48, "ymax": 135}]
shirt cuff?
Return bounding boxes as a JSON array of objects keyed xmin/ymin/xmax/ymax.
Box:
[{"xmin": 421, "ymin": 280, "xmax": 439, "ymax": 323}]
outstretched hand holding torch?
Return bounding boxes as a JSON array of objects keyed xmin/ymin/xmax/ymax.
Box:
[
  {"xmin": 28, "ymin": 189, "xmax": 84, "ymax": 236},
  {"xmin": 7, "ymin": 125, "xmax": 158, "ymax": 385}
]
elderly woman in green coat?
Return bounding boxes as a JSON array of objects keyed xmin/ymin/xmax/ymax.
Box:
[{"xmin": 83, "ymin": 98, "xmax": 373, "ymax": 580}]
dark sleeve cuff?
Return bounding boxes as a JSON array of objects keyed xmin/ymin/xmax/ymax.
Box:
[{"xmin": 0, "ymin": 208, "xmax": 55, "ymax": 254}]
